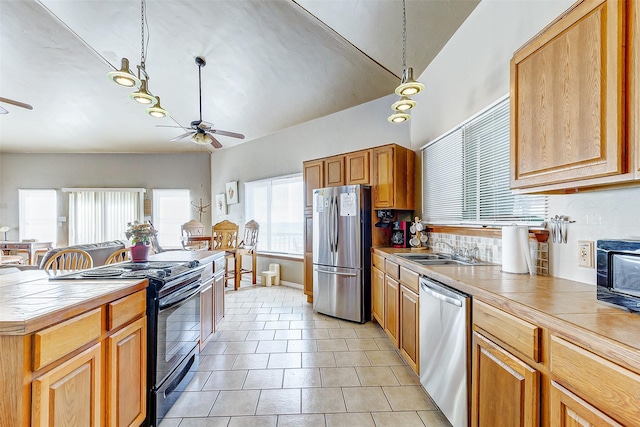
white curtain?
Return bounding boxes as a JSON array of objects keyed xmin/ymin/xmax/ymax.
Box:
[{"xmin": 67, "ymin": 189, "xmax": 143, "ymax": 245}]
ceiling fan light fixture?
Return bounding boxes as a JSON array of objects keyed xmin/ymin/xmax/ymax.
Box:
[
  {"xmin": 395, "ymin": 67, "xmax": 424, "ymax": 96},
  {"xmin": 391, "ymin": 96, "xmax": 416, "ymax": 112},
  {"xmin": 191, "ymin": 132, "xmax": 211, "ymax": 145},
  {"xmin": 388, "ymin": 112, "xmax": 411, "ymax": 123},
  {"xmin": 146, "ymin": 96, "xmax": 170, "ymax": 118},
  {"xmin": 130, "ymin": 79, "xmax": 158, "ymax": 105},
  {"xmin": 107, "ymin": 58, "xmax": 141, "ymax": 88}
]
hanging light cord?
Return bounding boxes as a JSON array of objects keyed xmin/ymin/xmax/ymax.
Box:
[
  {"xmin": 140, "ymin": 0, "xmax": 150, "ymax": 74},
  {"xmin": 402, "ymin": 0, "xmax": 407, "ymax": 75}
]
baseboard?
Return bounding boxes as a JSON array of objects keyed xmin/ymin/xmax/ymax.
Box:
[{"xmin": 257, "ymin": 278, "xmax": 303, "ymax": 290}]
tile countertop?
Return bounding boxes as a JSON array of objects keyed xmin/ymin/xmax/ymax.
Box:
[{"xmin": 374, "ymin": 247, "xmax": 640, "ymax": 373}]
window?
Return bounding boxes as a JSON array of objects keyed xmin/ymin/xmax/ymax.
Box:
[
  {"xmin": 64, "ymin": 188, "xmax": 144, "ymax": 245},
  {"xmin": 152, "ymin": 189, "xmax": 190, "ymax": 248},
  {"xmin": 18, "ymin": 189, "xmax": 57, "ymax": 244},
  {"xmin": 245, "ymin": 174, "xmax": 303, "ymax": 255},
  {"xmin": 422, "ymin": 96, "xmax": 547, "ymax": 225}
]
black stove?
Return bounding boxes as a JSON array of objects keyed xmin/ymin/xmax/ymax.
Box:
[{"xmin": 52, "ymin": 260, "xmax": 200, "ymax": 283}]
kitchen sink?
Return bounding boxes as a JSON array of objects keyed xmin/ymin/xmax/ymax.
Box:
[
  {"xmin": 395, "ymin": 253, "xmax": 451, "ymax": 260},
  {"xmin": 395, "ymin": 252, "xmax": 492, "ymax": 266}
]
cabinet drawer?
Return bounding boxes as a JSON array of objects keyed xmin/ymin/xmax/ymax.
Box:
[
  {"xmin": 33, "ymin": 308, "xmax": 102, "ymax": 371},
  {"xmin": 473, "ymin": 300, "xmax": 540, "ymax": 362},
  {"xmin": 399, "ymin": 266, "xmax": 419, "ymax": 294},
  {"xmin": 551, "ymin": 335, "xmax": 640, "ymax": 426},
  {"xmin": 372, "ymin": 253, "xmax": 385, "ymax": 270},
  {"xmin": 213, "ymin": 255, "xmax": 225, "ymax": 273},
  {"xmin": 201, "ymin": 262, "xmax": 214, "ymax": 280},
  {"xmin": 384, "ymin": 259, "xmax": 400, "ymax": 279},
  {"xmin": 108, "ymin": 290, "xmax": 146, "ymax": 331}
]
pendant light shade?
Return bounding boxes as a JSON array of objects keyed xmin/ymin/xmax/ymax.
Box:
[
  {"xmin": 130, "ymin": 79, "xmax": 158, "ymax": 105},
  {"xmin": 146, "ymin": 96, "xmax": 170, "ymax": 118},
  {"xmin": 107, "ymin": 58, "xmax": 141, "ymax": 88},
  {"xmin": 395, "ymin": 67, "xmax": 424, "ymax": 96},
  {"xmin": 388, "ymin": 112, "xmax": 411, "ymax": 123},
  {"xmin": 391, "ymin": 96, "xmax": 416, "ymax": 112}
]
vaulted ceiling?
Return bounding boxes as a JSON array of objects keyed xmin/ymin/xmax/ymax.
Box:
[{"xmin": 0, "ymin": 0, "xmax": 478, "ymax": 153}]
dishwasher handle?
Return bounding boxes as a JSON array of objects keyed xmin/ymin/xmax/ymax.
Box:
[{"xmin": 420, "ymin": 279, "xmax": 463, "ymax": 307}]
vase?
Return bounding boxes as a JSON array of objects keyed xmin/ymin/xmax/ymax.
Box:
[{"xmin": 130, "ymin": 243, "xmax": 150, "ymax": 263}]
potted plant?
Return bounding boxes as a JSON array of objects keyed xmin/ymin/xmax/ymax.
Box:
[{"xmin": 125, "ymin": 220, "xmax": 156, "ymax": 262}]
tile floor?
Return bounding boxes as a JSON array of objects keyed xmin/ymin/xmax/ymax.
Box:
[{"xmin": 160, "ymin": 283, "xmax": 452, "ymax": 427}]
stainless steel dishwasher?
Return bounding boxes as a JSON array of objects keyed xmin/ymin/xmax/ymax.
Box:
[{"xmin": 419, "ymin": 277, "xmax": 470, "ymax": 427}]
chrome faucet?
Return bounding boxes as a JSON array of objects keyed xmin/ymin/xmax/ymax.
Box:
[{"xmin": 435, "ymin": 239, "xmax": 480, "ymax": 263}]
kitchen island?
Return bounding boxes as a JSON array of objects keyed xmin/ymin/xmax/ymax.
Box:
[{"xmin": 373, "ymin": 247, "xmax": 640, "ymax": 427}]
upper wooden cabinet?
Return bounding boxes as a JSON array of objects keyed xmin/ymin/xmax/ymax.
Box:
[
  {"xmin": 631, "ymin": 0, "xmax": 640, "ymax": 176},
  {"xmin": 345, "ymin": 150, "xmax": 371, "ymax": 185},
  {"xmin": 372, "ymin": 144, "xmax": 415, "ymax": 209},
  {"xmin": 511, "ymin": 0, "xmax": 628, "ymax": 191},
  {"xmin": 324, "ymin": 155, "xmax": 345, "ymax": 187},
  {"xmin": 303, "ymin": 159, "xmax": 323, "ymax": 210}
]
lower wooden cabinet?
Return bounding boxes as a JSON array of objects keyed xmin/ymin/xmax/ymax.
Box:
[
  {"xmin": 399, "ymin": 285, "xmax": 419, "ymax": 373},
  {"xmin": 471, "ymin": 331, "xmax": 540, "ymax": 427},
  {"xmin": 106, "ymin": 316, "xmax": 147, "ymax": 427},
  {"xmin": 371, "ymin": 265, "xmax": 385, "ymax": 326},
  {"xmin": 550, "ymin": 381, "xmax": 623, "ymax": 427},
  {"xmin": 384, "ymin": 275, "xmax": 400, "ymax": 347},
  {"xmin": 214, "ymin": 270, "xmax": 225, "ymax": 327},
  {"xmin": 32, "ymin": 343, "xmax": 102, "ymax": 427},
  {"xmin": 200, "ymin": 280, "xmax": 214, "ymax": 348}
]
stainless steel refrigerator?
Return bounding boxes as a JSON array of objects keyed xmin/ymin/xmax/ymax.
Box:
[{"xmin": 312, "ymin": 185, "xmax": 371, "ymax": 323}]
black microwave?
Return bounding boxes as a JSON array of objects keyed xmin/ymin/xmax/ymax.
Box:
[{"xmin": 596, "ymin": 239, "xmax": 640, "ymax": 312}]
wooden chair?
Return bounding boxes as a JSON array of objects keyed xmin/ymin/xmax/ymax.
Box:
[
  {"xmin": 237, "ymin": 220, "xmax": 259, "ymax": 286},
  {"xmin": 212, "ymin": 220, "xmax": 239, "ymax": 289},
  {"xmin": 181, "ymin": 220, "xmax": 209, "ymax": 251},
  {"xmin": 42, "ymin": 249, "xmax": 93, "ymax": 272},
  {"xmin": 105, "ymin": 248, "xmax": 130, "ymax": 264}
]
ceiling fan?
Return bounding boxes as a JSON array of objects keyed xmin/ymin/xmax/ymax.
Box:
[
  {"xmin": 157, "ymin": 56, "xmax": 244, "ymax": 149},
  {"xmin": 0, "ymin": 97, "xmax": 33, "ymax": 115}
]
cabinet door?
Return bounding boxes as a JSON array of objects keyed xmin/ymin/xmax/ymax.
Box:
[
  {"xmin": 384, "ymin": 275, "xmax": 400, "ymax": 347},
  {"xmin": 346, "ymin": 150, "xmax": 371, "ymax": 185},
  {"xmin": 371, "ymin": 265, "xmax": 385, "ymax": 326},
  {"xmin": 631, "ymin": 0, "xmax": 640, "ymax": 177},
  {"xmin": 373, "ymin": 145, "xmax": 395, "ymax": 208},
  {"xmin": 511, "ymin": 0, "xmax": 626, "ymax": 190},
  {"xmin": 304, "ymin": 253, "xmax": 314, "ymax": 302},
  {"xmin": 399, "ymin": 285, "xmax": 419, "ymax": 373},
  {"xmin": 550, "ymin": 381, "xmax": 623, "ymax": 427},
  {"xmin": 107, "ymin": 317, "xmax": 147, "ymax": 427},
  {"xmin": 324, "ymin": 156, "xmax": 345, "ymax": 187},
  {"xmin": 32, "ymin": 343, "xmax": 102, "ymax": 427},
  {"xmin": 214, "ymin": 272, "xmax": 225, "ymax": 329},
  {"xmin": 200, "ymin": 280, "xmax": 214, "ymax": 348},
  {"xmin": 471, "ymin": 331, "xmax": 539, "ymax": 427},
  {"xmin": 304, "ymin": 159, "xmax": 324, "ymax": 210}
]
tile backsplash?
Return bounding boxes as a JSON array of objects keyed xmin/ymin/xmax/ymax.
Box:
[{"xmin": 426, "ymin": 232, "xmax": 549, "ymax": 276}]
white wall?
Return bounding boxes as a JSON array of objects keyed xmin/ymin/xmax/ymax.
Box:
[
  {"xmin": 411, "ymin": 0, "xmax": 640, "ymax": 285},
  {"xmin": 0, "ymin": 153, "xmax": 211, "ymax": 246}
]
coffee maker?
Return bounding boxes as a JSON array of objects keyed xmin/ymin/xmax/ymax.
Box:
[{"xmin": 391, "ymin": 221, "xmax": 411, "ymax": 248}]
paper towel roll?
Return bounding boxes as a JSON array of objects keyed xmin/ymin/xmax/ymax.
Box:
[{"xmin": 502, "ymin": 225, "xmax": 531, "ymax": 274}]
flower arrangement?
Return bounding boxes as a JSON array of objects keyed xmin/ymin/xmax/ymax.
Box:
[{"xmin": 125, "ymin": 221, "xmax": 157, "ymax": 245}]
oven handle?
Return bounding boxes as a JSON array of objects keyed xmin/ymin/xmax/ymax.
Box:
[{"xmin": 159, "ymin": 282, "xmax": 201, "ymax": 310}]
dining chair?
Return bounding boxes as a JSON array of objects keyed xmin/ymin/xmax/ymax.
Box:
[
  {"xmin": 181, "ymin": 220, "xmax": 209, "ymax": 251},
  {"xmin": 237, "ymin": 220, "xmax": 259, "ymax": 286},
  {"xmin": 42, "ymin": 249, "xmax": 93, "ymax": 272},
  {"xmin": 212, "ymin": 220, "xmax": 239, "ymax": 289},
  {"xmin": 105, "ymin": 248, "xmax": 130, "ymax": 264}
]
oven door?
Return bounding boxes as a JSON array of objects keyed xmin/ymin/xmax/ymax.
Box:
[{"xmin": 156, "ymin": 279, "xmax": 201, "ymax": 386}]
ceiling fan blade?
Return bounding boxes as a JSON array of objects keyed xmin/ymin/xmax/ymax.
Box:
[
  {"xmin": 198, "ymin": 121, "xmax": 213, "ymax": 130},
  {"xmin": 208, "ymin": 134, "xmax": 223, "ymax": 149},
  {"xmin": 169, "ymin": 131, "xmax": 195, "ymax": 142},
  {"xmin": 211, "ymin": 129, "xmax": 245, "ymax": 139},
  {"xmin": 0, "ymin": 97, "xmax": 33, "ymax": 110},
  {"xmin": 0, "ymin": 105, "xmax": 7, "ymax": 115},
  {"xmin": 156, "ymin": 125, "xmax": 189, "ymax": 129}
]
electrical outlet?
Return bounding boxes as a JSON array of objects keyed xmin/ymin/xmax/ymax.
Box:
[{"xmin": 578, "ymin": 240, "xmax": 594, "ymax": 268}]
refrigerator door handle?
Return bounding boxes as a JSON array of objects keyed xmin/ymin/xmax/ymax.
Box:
[
  {"xmin": 314, "ymin": 267, "xmax": 358, "ymax": 277},
  {"xmin": 333, "ymin": 195, "xmax": 339, "ymax": 251}
]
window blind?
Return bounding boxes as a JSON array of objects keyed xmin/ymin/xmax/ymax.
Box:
[{"xmin": 422, "ymin": 96, "xmax": 547, "ymax": 224}]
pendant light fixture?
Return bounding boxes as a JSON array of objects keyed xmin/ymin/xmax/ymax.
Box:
[
  {"xmin": 389, "ymin": 0, "xmax": 423, "ymax": 123},
  {"xmin": 130, "ymin": 79, "xmax": 157, "ymax": 105},
  {"xmin": 107, "ymin": 58, "xmax": 141, "ymax": 88},
  {"xmin": 146, "ymin": 96, "xmax": 169, "ymax": 118}
]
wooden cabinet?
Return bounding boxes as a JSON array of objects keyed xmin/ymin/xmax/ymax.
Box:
[
  {"xmin": 631, "ymin": 0, "xmax": 640, "ymax": 177},
  {"xmin": 106, "ymin": 317, "xmax": 146, "ymax": 427},
  {"xmin": 399, "ymin": 285, "xmax": 419, "ymax": 373},
  {"xmin": 200, "ymin": 280, "xmax": 214, "ymax": 348},
  {"xmin": 324, "ymin": 155, "xmax": 345, "ymax": 187},
  {"xmin": 214, "ymin": 268, "xmax": 225, "ymax": 328},
  {"xmin": 303, "ymin": 213, "xmax": 314, "ymax": 302},
  {"xmin": 383, "ymin": 274, "xmax": 400, "ymax": 347},
  {"xmin": 32, "ymin": 344, "xmax": 102, "ymax": 427},
  {"xmin": 371, "ymin": 264, "xmax": 385, "ymax": 326},
  {"xmin": 303, "ymin": 159, "xmax": 324, "ymax": 210},
  {"xmin": 550, "ymin": 381, "xmax": 623, "ymax": 427},
  {"xmin": 511, "ymin": 0, "xmax": 628, "ymax": 191},
  {"xmin": 372, "ymin": 144, "xmax": 415, "ymax": 209},
  {"xmin": 201, "ymin": 256, "xmax": 226, "ymax": 347},
  {"xmin": 471, "ymin": 331, "xmax": 540, "ymax": 427},
  {"xmin": 345, "ymin": 150, "xmax": 371, "ymax": 185}
]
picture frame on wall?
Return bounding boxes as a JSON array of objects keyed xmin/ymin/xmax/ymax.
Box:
[
  {"xmin": 215, "ymin": 193, "xmax": 227, "ymax": 215},
  {"xmin": 225, "ymin": 181, "xmax": 239, "ymax": 204}
]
